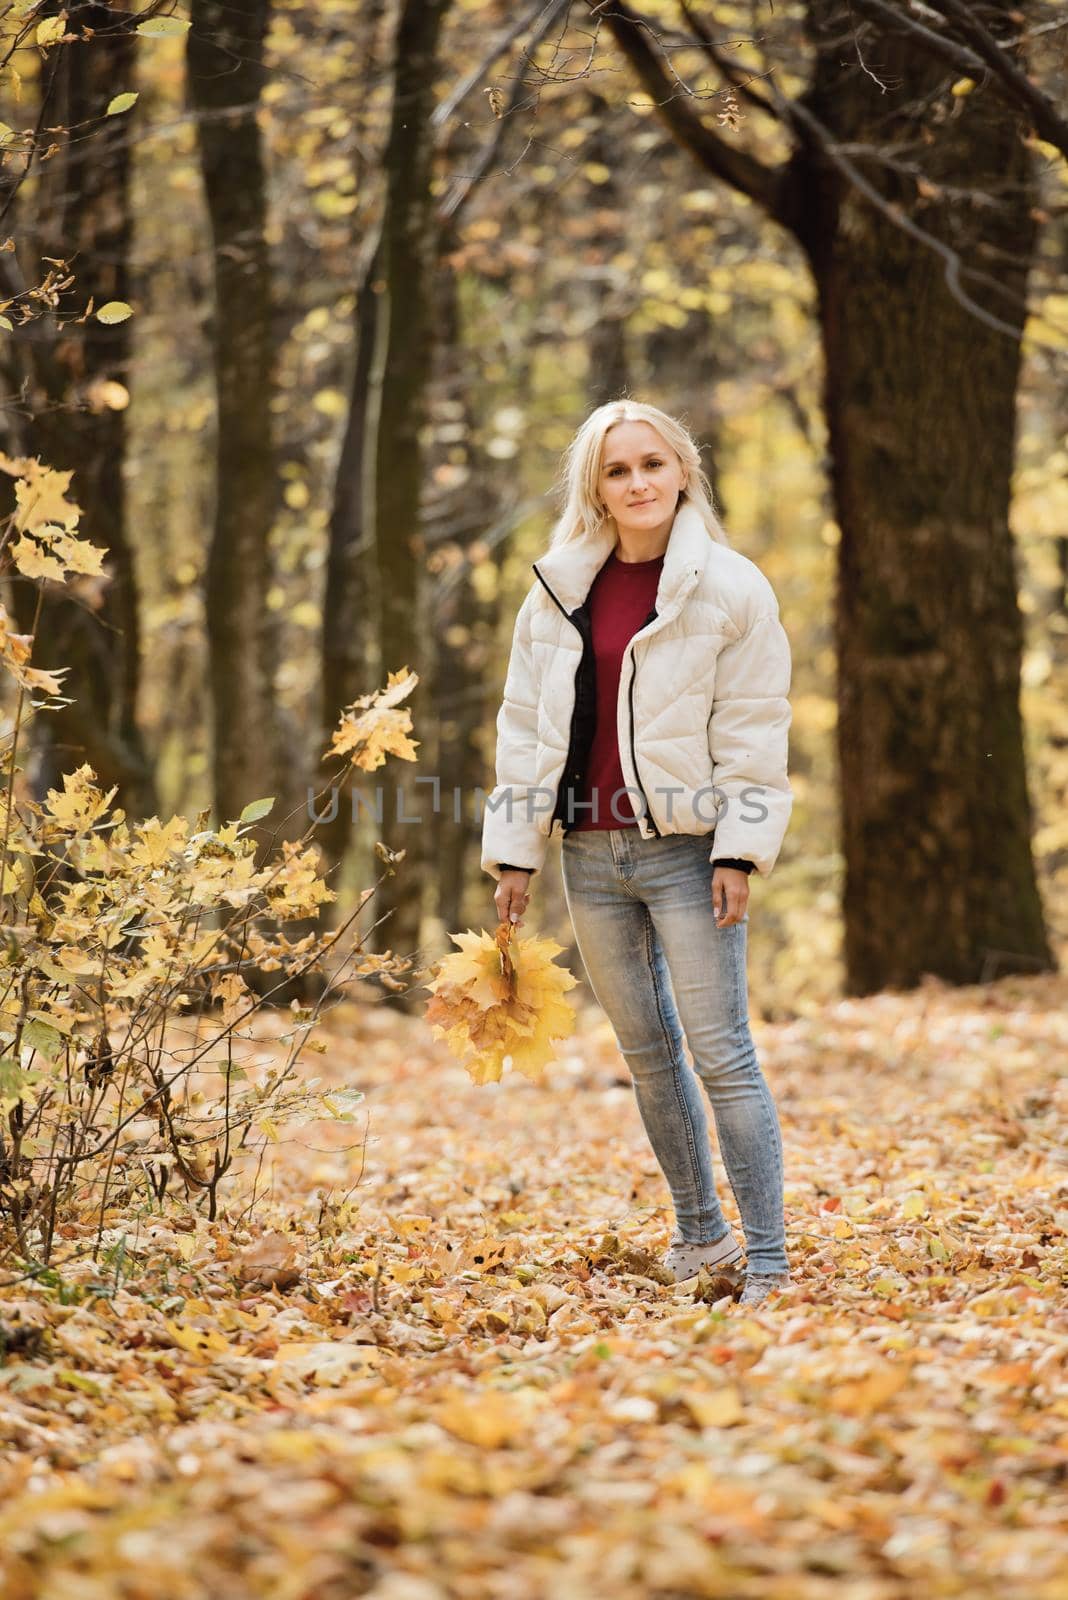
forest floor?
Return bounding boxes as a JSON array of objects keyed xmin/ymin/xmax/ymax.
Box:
[{"xmin": 1, "ymin": 967, "xmax": 1067, "ymax": 1600}]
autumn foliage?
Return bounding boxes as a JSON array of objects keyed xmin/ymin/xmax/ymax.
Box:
[
  {"xmin": 0, "ymin": 456, "xmax": 425, "ymax": 1262},
  {"xmin": 424, "ymin": 921, "xmax": 578, "ymax": 1084}
]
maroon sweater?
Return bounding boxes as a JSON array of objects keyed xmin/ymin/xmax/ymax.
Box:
[{"xmin": 571, "ymin": 549, "xmax": 663, "ymax": 831}]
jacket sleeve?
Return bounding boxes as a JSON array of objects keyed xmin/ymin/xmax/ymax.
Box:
[
  {"xmin": 480, "ymin": 588, "xmax": 553, "ymax": 881},
  {"xmin": 706, "ymin": 590, "xmax": 793, "ymax": 877}
]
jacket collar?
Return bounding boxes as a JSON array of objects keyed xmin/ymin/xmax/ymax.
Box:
[{"xmin": 531, "ymin": 499, "xmax": 710, "ymax": 617}]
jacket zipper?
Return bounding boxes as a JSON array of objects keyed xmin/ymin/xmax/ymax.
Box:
[
  {"xmin": 533, "ymin": 564, "xmax": 661, "ymax": 839},
  {"xmin": 627, "ymin": 646, "xmax": 661, "ymax": 837}
]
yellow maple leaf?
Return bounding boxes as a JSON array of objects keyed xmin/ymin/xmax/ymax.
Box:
[
  {"xmin": 327, "ymin": 665, "xmax": 420, "ymax": 769},
  {"xmin": 44, "ymin": 764, "xmax": 117, "ymax": 834},
  {"xmin": 10, "ymin": 526, "xmax": 108, "ymax": 584},
  {"xmin": 512, "ymin": 931, "xmax": 580, "ymax": 1005},
  {"xmin": 128, "ymin": 815, "xmax": 190, "ymax": 869},
  {"xmin": 330, "ymin": 704, "xmax": 419, "ymax": 770},
  {"xmin": 48, "ymin": 525, "xmax": 108, "ymax": 575},
  {"xmin": 13, "ymin": 462, "xmax": 81, "ymax": 532},
  {"xmin": 508, "ymin": 991, "xmax": 579, "ymax": 1082},
  {"xmin": 438, "ymin": 929, "xmax": 523, "ymax": 1010},
  {"xmin": 9, "ymin": 534, "xmax": 65, "ymax": 581}
]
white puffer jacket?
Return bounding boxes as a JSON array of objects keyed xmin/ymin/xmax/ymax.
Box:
[{"xmin": 481, "ymin": 501, "xmax": 793, "ymax": 881}]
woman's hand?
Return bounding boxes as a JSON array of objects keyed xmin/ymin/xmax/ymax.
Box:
[
  {"xmin": 495, "ymin": 868, "xmax": 532, "ymax": 927},
  {"xmin": 712, "ymin": 865, "xmax": 749, "ymax": 928}
]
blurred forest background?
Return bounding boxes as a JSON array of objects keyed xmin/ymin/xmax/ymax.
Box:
[{"xmin": 1, "ymin": 0, "xmax": 1066, "ymax": 1017}]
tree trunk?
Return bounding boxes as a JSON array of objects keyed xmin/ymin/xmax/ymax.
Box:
[
  {"xmin": 316, "ymin": 0, "xmax": 390, "ymax": 907},
  {"xmin": 318, "ymin": 238, "xmax": 383, "ymax": 891},
  {"xmin": 187, "ymin": 0, "xmax": 280, "ymax": 835},
  {"xmin": 584, "ymin": 95, "xmax": 631, "ymax": 406},
  {"xmin": 790, "ymin": 1, "xmax": 1054, "ymax": 991},
  {"xmin": 8, "ymin": 2, "xmax": 156, "ymax": 818},
  {"xmin": 360, "ymin": 0, "xmax": 450, "ymax": 992}
]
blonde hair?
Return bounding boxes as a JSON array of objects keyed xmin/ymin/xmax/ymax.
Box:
[{"xmin": 546, "ymin": 399, "xmax": 731, "ymax": 552}]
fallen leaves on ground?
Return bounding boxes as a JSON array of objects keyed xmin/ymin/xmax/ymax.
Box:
[{"xmin": 1, "ymin": 970, "xmax": 1067, "ymax": 1599}]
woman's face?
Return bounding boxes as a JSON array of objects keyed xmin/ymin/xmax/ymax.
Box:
[{"xmin": 597, "ymin": 421, "xmax": 687, "ymax": 537}]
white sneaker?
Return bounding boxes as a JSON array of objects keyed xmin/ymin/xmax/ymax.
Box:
[
  {"xmin": 662, "ymin": 1229, "xmax": 744, "ymax": 1283},
  {"xmin": 739, "ymin": 1271, "xmax": 791, "ymax": 1307}
]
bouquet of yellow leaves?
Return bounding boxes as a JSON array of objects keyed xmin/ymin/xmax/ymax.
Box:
[{"xmin": 424, "ymin": 921, "xmax": 578, "ymax": 1084}]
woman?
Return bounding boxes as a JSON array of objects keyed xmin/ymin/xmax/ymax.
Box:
[{"xmin": 481, "ymin": 400, "xmax": 793, "ymax": 1307}]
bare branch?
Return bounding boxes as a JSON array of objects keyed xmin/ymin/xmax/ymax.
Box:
[
  {"xmin": 587, "ymin": 0, "xmax": 786, "ymax": 219},
  {"xmin": 927, "ymin": 0, "xmax": 1068, "ymax": 161},
  {"xmin": 848, "ymin": 0, "xmax": 986, "ymax": 79},
  {"xmin": 431, "ymin": 0, "xmax": 566, "ymax": 128},
  {"xmin": 852, "ymin": 0, "xmax": 1068, "ymax": 162},
  {"xmin": 437, "ymin": 0, "xmax": 574, "ymax": 224},
  {"xmin": 676, "ymin": 0, "xmax": 782, "ymax": 122},
  {"xmin": 778, "ymin": 92, "xmax": 1033, "ymax": 342},
  {"xmin": 581, "ymin": 0, "xmax": 1061, "ymax": 350}
]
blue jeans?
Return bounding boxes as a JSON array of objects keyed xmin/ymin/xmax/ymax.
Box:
[{"xmin": 560, "ymin": 826, "xmax": 788, "ymax": 1275}]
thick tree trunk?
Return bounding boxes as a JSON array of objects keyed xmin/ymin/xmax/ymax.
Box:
[
  {"xmin": 9, "ymin": 3, "xmax": 156, "ymax": 818},
  {"xmin": 187, "ymin": 0, "xmax": 280, "ymax": 835},
  {"xmin": 790, "ymin": 1, "xmax": 1054, "ymax": 991},
  {"xmin": 360, "ymin": 0, "xmax": 450, "ymax": 988}
]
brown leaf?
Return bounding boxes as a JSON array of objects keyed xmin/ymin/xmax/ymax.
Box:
[{"xmin": 234, "ymin": 1233, "xmax": 303, "ymax": 1291}]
